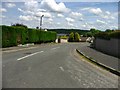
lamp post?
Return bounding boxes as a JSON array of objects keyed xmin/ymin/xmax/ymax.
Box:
[{"xmin": 40, "ymin": 15, "xmax": 44, "ymax": 30}]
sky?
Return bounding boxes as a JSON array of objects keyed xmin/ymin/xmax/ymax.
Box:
[{"xmin": 0, "ymin": 0, "xmax": 119, "ymax": 31}]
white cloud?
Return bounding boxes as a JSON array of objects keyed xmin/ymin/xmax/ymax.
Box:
[
  {"xmin": 81, "ymin": 7, "xmax": 90, "ymax": 11},
  {"xmin": 48, "ymin": 18, "xmax": 53, "ymax": 21},
  {"xmin": 65, "ymin": 17, "xmax": 74, "ymax": 22},
  {"xmin": 0, "ymin": 15, "xmax": 6, "ymax": 18},
  {"xmin": 68, "ymin": 22, "xmax": 74, "ymax": 26},
  {"xmin": 70, "ymin": 12, "xmax": 83, "ymax": 21},
  {"xmin": 35, "ymin": 12, "xmax": 52, "ymax": 18},
  {"xmin": 40, "ymin": 0, "xmax": 70, "ymax": 13},
  {"xmin": 57, "ymin": 14, "xmax": 64, "ymax": 18},
  {"xmin": 57, "ymin": 22, "xmax": 60, "ymax": 25},
  {"xmin": 82, "ymin": 7, "xmax": 116, "ymax": 20},
  {"xmin": 89, "ymin": 8, "xmax": 102, "ymax": 15},
  {"xmin": 5, "ymin": 3, "xmax": 16, "ymax": 8},
  {"xmin": 0, "ymin": 8, "xmax": 7, "ymax": 13},
  {"xmin": 101, "ymin": 15, "xmax": 115, "ymax": 20},
  {"xmin": 19, "ymin": 15, "xmax": 33, "ymax": 21},
  {"xmin": 105, "ymin": 11, "xmax": 110, "ymax": 15},
  {"xmin": 24, "ymin": 0, "xmax": 38, "ymax": 12},
  {"xmin": 18, "ymin": 8, "xmax": 34, "ymax": 15},
  {"xmin": 71, "ymin": 12, "xmax": 83, "ymax": 17},
  {"xmin": 97, "ymin": 19, "xmax": 107, "ymax": 24}
]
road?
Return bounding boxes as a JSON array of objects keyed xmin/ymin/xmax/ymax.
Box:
[{"xmin": 2, "ymin": 43, "xmax": 118, "ymax": 88}]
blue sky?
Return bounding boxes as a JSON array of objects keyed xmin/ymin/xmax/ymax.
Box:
[{"xmin": 1, "ymin": 0, "xmax": 118, "ymax": 31}]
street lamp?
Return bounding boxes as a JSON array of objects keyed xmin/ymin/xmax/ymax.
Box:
[{"xmin": 40, "ymin": 15, "xmax": 44, "ymax": 30}]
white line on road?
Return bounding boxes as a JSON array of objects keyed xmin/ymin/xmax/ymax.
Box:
[
  {"xmin": 51, "ymin": 47, "xmax": 60, "ymax": 50},
  {"xmin": 17, "ymin": 51, "xmax": 44, "ymax": 61},
  {"xmin": 59, "ymin": 66, "xmax": 64, "ymax": 72}
]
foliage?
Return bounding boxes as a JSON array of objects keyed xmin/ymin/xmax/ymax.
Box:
[
  {"xmin": 74, "ymin": 32, "xmax": 80, "ymax": 42},
  {"xmin": 95, "ymin": 30, "xmax": 120, "ymax": 39},
  {"xmin": 11, "ymin": 23, "xmax": 28, "ymax": 28},
  {"xmin": 68, "ymin": 32, "xmax": 74, "ymax": 42},
  {"xmin": 59, "ymin": 35, "xmax": 68, "ymax": 39},
  {"xmin": 48, "ymin": 29, "xmax": 89, "ymax": 36},
  {"xmin": 2, "ymin": 25, "xmax": 57, "ymax": 48},
  {"xmin": 68, "ymin": 32, "xmax": 80, "ymax": 42}
]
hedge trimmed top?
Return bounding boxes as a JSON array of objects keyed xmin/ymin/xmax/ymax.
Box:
[
  {"xmin": 95, "ymin": 30, "xmax": 120, "ymax": 40},
  {"xmin": 1, "ymin": 25, "xmax": 57, "ymax": 48}
]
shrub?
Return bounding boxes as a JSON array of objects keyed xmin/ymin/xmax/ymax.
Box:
[
  {"xmin": 74, "ymin": 32, "xmax": 80, "ymax": 42},
  {"xmin": 68, "ymin": 32, "xmax": 80, "ymax": 42},
  {"xmin": 2, "ymin": 25, "xmax": 57, "ymax": 48},
  {"xmin": 95, "ymin": 30, "xmax": 120, "ymax": 40},
  {"xmin": 68, "ymin": 32, "xmax": 74, "ymax": 42}
]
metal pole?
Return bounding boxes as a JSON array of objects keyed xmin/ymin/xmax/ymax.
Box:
[{"xmin": 40, "ymin": 15, "xmax": 44, "ymax": 30}]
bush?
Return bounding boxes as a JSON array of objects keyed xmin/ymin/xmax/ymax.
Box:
[
  {"xmin": 95, "ymin": 30, "xmax": 120, "ymax": 40},
  {"xmin": 2, "ymin": 25, "xmax": 57, "ymax": 48},
  {"xmin": 68, "ymin": 32, "xmax": 80, "ymax": 42},
  {"xmin": 74, "ymin": 32, "xmax": 80, "ymax": 42},
  {"xmin": 68, "ymin": 32, "xmax": 74, "ymax": 42}
]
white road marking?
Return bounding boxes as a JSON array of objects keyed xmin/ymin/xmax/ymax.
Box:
[
  {"xmin": 51, "ymin": 47, "xmax": 60, "ymax": 50},
  {"xmin": 59, "ymin": 66, "xmax": 64, "ymax": 71},
  {"xmin": 17, "ymin": 51, "xmax": 44, "ymax": 61}
]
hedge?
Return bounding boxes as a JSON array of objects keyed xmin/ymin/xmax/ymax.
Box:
[
  {"xmin": 95, "ymin": 30, "xmax": 120, "ymax": 40},
  {"xmin": 1, "ymin": 25, "xmax": 57, "ymax": 48}
]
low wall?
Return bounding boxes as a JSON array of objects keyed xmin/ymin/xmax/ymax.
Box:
[
  {"xmin": 55, "ymin": 39, "xmax": 68, "ymax": 43},
  {"xmin": 94, "ymin": 38, "xmax": 119, "ymax": 58}
]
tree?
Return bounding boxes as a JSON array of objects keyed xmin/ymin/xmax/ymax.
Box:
[
  {"xmin": 105, "ymin": 29, "xmax": 112, "ymax": 33},
  {"xmin": 74, "ymin": 32, "xmax": 80, "ymax": 42},
  {"xmin": 68, "ymin": 32, "xmax": 74, "ymax": 42},
  {"xmin": 12, "ymin": 23, "xmax": 27, "ymax": 28},
  {"xmin": 90, "ymin": 28, "xmax": 101, "ymax": 36}
]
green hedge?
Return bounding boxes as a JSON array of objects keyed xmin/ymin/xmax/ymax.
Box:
[
  {"xmin": 95, "ymin": 30, "xmax": 120, "ymax": 40},
  {"xmin": 1, "ymin": 25, "xmax": 57, "ymax": 48}
]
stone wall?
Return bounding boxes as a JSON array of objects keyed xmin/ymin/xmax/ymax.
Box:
[{"xmin": 94, "ymin": 38, "xmax": 119, "ymax": 58}]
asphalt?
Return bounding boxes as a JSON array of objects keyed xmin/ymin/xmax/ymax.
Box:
[
  {"xmin": 2, "ymin": 43, "xmax": 118, "ymax": 88},
  {"xmin": 77, "ymin": 43, "xmax": 119, "ymax": 72}
]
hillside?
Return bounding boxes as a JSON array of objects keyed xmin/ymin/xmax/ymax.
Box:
[{"xmin": 47, "ymin": 29, "xmax": 90, "ymax": 35}]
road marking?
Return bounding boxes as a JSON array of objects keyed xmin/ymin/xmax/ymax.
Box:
[
  {"xmin": 51, "ymin": 47, "xmax": 60, "ymax": 50},
  {"xmin": 59, "ymin": 66, "xmax": 64, "ymax": 71},
  {"xmin": 17, "ymin": 51, "xmax": 44, "ymax": 61}
]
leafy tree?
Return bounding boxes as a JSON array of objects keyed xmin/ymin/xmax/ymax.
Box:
[
  {"xmin": 74, "ymin": 32, "xmax": 80, "ymax": 42},
  {"xmin": 68, "ymin": 32, "xmax": 74, "ymax": 42},
  {"xmin": 105, "ymin": 29, "xmax": 113, "ymax": 33},
  {"xmin": 90, "ymin": 28, "xmax": 101, "ymax": 36}
]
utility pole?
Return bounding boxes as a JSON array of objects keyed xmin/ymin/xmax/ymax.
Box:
[{"xmin": 40, "ymin": 15, "xmax": 44, "ymax": 30}]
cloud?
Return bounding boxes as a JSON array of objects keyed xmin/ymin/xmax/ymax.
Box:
[
  {"xmin": 19, "ymin": 15, "xmax": 33, "ymax": 21},
  {"xmin": 24, "ymin": 0, "xmax": 38, "ymax": 12},
  {"xmin": 57, "ymin": 14, "xmax": 64, "ymax": 18},
  {"xmin": 35, "ymin": 12, "xmax": 52, "ymax": 18},
  {"xmin": 70, "ymin": 12, "xmax": 83, "ymax": 21},
  {"xmin": 97, "ymin": 19, "xmax": 107, "ymax": 24},
  {"xmin": 0, "ymin": 15, "xmax": 6, "ymax": 18},
  {"xmin": 0, "ymin": 8, "xmax": 7, "ymax": 13},
  {"xmin": 40, "ymin": 0, "xmax": 70, "ymax": 13},
  {"xmin": 68, "ymin": 22, "xmax": 74, "ymax": 26},
  {"xmin": 65, "ymin": 17, "xmax": 74, "ymax": 22},
  {"xmin": 105, "ymin": 11, "xmax": 110, "ymax": 15},
  {"xmin": 81, "ymin": 7, "xmax": 116, "ymax": 20},
  {"xmin": 71, "ymin": 12, "xmax": 83, "ymax": 17},
  {"xmin": 5, "ymin": 3, "xmax": 16, "ymax": 8},
  {"xmin": 89, "ymin": 8, "xmax": 102, "ymax": 15}
]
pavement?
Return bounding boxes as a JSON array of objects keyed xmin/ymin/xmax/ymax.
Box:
[
  {"xmin": 77, "ymin": 43, "xmax": 119, "ymax": 74},
  {"xmin": 2, "ymin": 43, "xmax": 118, "ymax": 88}
]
